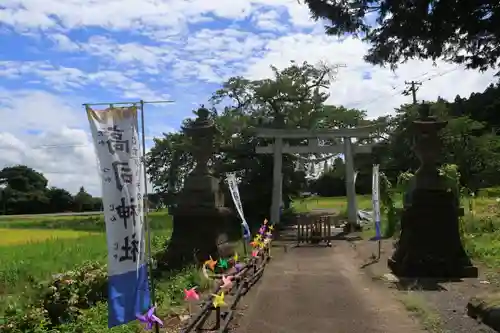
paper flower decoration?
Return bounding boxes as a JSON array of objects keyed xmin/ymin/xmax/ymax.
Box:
[
  {"xmin": 268, "ymin": 225, "xmax": 274, "ymax": 231},
  {"xmin": 212, "ymin": 292, "xmax": 226, "ymax": 308},
  {"xmin": 205, "ymin": 256, "xmax": 217, "ymax": 271},
  {"xmin": 218, "ymin": 258, "xmax": 229, "ymax": 269},
  {"xmin": 137, "ymin": 307, "xmax": 163, "ymax": 330},
  {"xmin": 263, "ymin": 219, "xmax": 268, "ymax": 225},
  {"xmin": 255, "ymin": 234, "xmax": 263, "ymax": 241},
  {"xmin": 258, "ymin": 226, "xmax": 266, "ymax": 234},
  {"xmin": 221, "ymin": 275, "xmax": 233, "ymax": 291},
  {"xmin": 233, "ymin": 252, "xmax": 239, "ymax": 262},
  {"xmin": 184, "ymin": 287, "xmax": 199, "ymax": 301},
  {"xmin": 251, "ymin": 250, "xmax": 259, "ymax": 257},
  {"xmin": 234, "ymin": 263, "xmax": 243, "ymax": 272}
]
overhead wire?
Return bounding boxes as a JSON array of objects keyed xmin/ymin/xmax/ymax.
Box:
[{"xmin": 0, "ymin": 65, "xmax": 463, "ymax": 160}]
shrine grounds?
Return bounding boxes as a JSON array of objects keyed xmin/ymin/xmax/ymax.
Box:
[{"xmin": 1, "ymin": 194, "xmax": 499, "ymax": 332}]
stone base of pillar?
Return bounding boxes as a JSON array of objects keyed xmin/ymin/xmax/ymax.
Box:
[
  {"xmin": 158, "ymin": 173, "xmax": 236, "ymax": 270},
  {"xmin": 388, "ymin": 189, "xmax": 478, "ymax": 278},
  {"xmin": 159, "ymin": 207, "xmax": 234, "ymax": 270}
]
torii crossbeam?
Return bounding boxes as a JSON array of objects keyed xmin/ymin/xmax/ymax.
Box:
[{"xmin": 254, "ymin": 126, "xmax": 377, "ymax": 227}]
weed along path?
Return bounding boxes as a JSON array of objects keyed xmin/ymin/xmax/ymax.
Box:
[{"xmin": 235, "ymin": 241, "xmax": 425, "ymax": 333}]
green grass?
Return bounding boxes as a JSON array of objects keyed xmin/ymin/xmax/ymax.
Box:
[
  {"xmin": 0, "ymin": 231, "xmax": 171, "ymax": 301},
  {"xmin": 0, "ymin": 211, "xmax": 172, "ymax": 231},
  {"xmin": 0, "ymin": 212, "xmax": 172, "ymax": 302},
  {"xmin": 0, "ymin": 211, "xmax": 250, "ymax": 332},
  {"xmin": 293, "ymin": 195, "xmax": 500, "ymax": 269},
  {"xmin": 292, "ymin": 195, "xmax": 373, "ymax": 213},
  {"xmin": 51, "ymin": 266, "xmax": 209, "ymax": 333},
  {"xmin": 398, "ymin": 292, "xmax": 443, "ymax": 332}
]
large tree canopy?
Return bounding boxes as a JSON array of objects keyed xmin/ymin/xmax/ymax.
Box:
[
  {"xmin": 302, "ymin": 0, "xmax": 500, "ymax": 71},
  {"xmin": 146, "ymin": 61, "xmax": 369, "ymax": 224}
]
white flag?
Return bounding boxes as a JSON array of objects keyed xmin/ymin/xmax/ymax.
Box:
[
  {"xmin": 87, "ymin": 106, "xmax": 149, "ymax": 328},
  {"xmin": 226, "ymin": 173, "xmax": 251, "ymax": 239},
  {"xmin": 372, "ymin": 164, "xmax": 381, "ymax": 237}
]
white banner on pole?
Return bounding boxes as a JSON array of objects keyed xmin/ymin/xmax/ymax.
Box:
[
  {"xmin": 87, "ymin": 106, "xmax": 149, "ymax": 328},
  {"xmin": 226, "ymin": 173, "xmax": 251, "ymax": 239},
  {"xmin": 372, "ymin": 164, "xmax": 381, "ymax": 238}
]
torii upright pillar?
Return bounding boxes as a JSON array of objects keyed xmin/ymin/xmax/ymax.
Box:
[
  {"xmin": 271, "ymin": 137, "xmax": 283, "ymax": 225},
  {"xmin": 344, "ymin": 137, "xmax": 358, "ymax": 228}
]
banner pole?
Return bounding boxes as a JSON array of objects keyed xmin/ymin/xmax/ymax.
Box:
[{"xmin": 139, "ymin": 100, "xmax": 159, "ymax": 333}]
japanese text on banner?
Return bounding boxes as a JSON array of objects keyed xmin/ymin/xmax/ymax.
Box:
[{"xmin": 87, "ymin": 106, "xmax": 149, "ymax": 327}]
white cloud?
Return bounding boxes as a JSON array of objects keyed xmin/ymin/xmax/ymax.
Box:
[{"xmin": 0, "ymin": 0, "xmax": 497, "ymax": 196}]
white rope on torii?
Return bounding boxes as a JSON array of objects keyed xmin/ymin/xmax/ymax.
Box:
[
  {"xmin": 293, "ymin": 153, "xmax": 339, "ymax": 163},
  {"xmin": 292, "ymin": 153, "xmax": 340, "ymax": 179}
]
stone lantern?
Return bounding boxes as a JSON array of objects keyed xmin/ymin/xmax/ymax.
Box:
[
  {"xmin": 161, "ymin": 107, "xmax": 233, "ymax": 268},
  {"xmin": 388, "ymin": 103, "xmax": 477, "ymax": 278}
]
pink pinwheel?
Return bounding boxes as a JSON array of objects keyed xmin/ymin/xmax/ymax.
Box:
[
  {"xmin": 137, "ymin": 307, "xmax": 163, "ymax": 330},
  {"xmin": 184, "ymin": 287, "xmax": 200, "ymax": 301},
  {"xmin": 220, "ymin": 275, "xmax": 233, "ymax": 291},
  {"xmin": 251, "ymin": 250, "xmax": 259, "ymax": 257}
]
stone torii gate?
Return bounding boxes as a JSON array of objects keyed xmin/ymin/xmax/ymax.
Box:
[{"xmin": 254, "ymin": 126, "xmax": 376, "ymax": 227}]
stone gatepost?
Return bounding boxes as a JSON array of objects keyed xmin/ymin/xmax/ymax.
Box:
[
  {"xmin": 388, "ymin": 103, "xmax": 477, "ymax": 278},
  {"xmin": 161, "ymin": 107, "xmax": 233, "ymax": 269}
]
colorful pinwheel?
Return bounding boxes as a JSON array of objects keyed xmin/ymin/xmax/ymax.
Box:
[{"xmin": 137, "ymin": 307, "xmax": 163, "ymax": 330}]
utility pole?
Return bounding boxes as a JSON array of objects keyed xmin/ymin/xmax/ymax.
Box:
[{"xmin": 403, "ymin": 80, "xmax": 422, "ymax": 104}]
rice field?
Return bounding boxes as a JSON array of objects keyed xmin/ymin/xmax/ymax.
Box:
[
  {"xmin": 0, "ymin": 213, "xmax": 172, "ymax": 298},
  {"xmin": 0, "ymin": 228, "xmax": 100, "ymax": 246}
]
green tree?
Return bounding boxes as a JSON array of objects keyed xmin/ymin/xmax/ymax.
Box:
[
  {"xmin": 147, "ymin": 61, "xmax": 368, "ymax": 228},
  {"xmin": 0, "ymin": 165, "xmax": 49, "ymax": 214},
  {"xmin": 73, "ymin": 187, "xmax": 94, "ymax": 212},
  {"xmin": 46, "ymin": 187, "xmax": 74, "ymax": 213},
  {"xmin": 302, "ymin": 0, "xmax": 500, "ymax": 70}
]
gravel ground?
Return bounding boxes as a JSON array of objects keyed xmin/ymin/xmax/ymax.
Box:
[{"xmin": 351, "ymin": 237, "xmax": 498, "ymax": 333}]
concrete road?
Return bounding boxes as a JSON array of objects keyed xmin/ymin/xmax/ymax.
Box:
[{"xmin": 236, "ymin": 241, "xmax": 425, "ymax": 333}]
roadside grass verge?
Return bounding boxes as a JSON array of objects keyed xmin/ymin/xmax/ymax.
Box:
[{"xmin": 397, "ymin": 292, "xmax": 443, "ymax": 332}]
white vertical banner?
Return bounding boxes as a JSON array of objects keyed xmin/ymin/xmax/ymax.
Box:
[
  {"xmin": 87, "ymin": 106, "xmax": 150, "ymax": 328},
  {"xmin": 226, "ymin": 173, "xmax": 251, "ymax": 239},
  {"xmin": 372, "ymin": 164, "xmax": 381, "ymax": 238}
]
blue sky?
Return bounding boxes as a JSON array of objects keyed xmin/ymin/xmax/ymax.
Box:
[{"xmin": 0, "ymin": 0, "xmax": 497, "ymax": 195}]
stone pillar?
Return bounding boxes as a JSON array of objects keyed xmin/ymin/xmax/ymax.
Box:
[
  {"xmin": 271, "ymin": 137, "xmax": 283, "ymax": 224},
  {"xmin": 388, "ymin": 103, "xmax": 477, "ymax": 278},
  {"xmin": 344, "ymin": 136, "xmax": 358, "ymax": 228},
  {"xmin": 161, "ymin": 107, "xmax": 233, "ymax": 269}
]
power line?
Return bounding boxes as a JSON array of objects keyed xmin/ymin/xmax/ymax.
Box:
[
  {"xmin": 350, "ymin": 66, "xmax": 461, "ymax": 109},
  {"xmin": 0, "ymin": 67, "xmax": 463, "ymax": 150}
]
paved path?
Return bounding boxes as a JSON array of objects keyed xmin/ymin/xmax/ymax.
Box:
[{"xmin": 236, "ymin": 241, "xmax": 426, "ymax": 333}]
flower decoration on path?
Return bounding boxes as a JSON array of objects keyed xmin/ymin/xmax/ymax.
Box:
[
  {"xmin": 137, "ymin": 307, "xmax": 163, "ymax": 330},
  {"xmin": 184, "ymin": 287, "xmax": 200, "ymax": 301},
  {"xmin": 218, "ymin": 257, "xmax": 229, "ymax": 269},
  {"xmin": 205, "ymin": 256, "xmax": 218, "ymax": 271},
  {"xmin": 184, "ymin": 287, "xmax": 200, "ymax": 315},
  {"xmin": 249, "ymin": 219, "xmax": 274, "ymax": 256},
  {"xmin": 212, "ymin": 292, "xmax": 226, "ymax": 308},
  {"xmin": 221, "ymin": 275, "xmax": 233, "ymax": 291}
]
